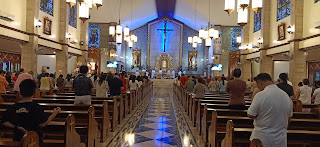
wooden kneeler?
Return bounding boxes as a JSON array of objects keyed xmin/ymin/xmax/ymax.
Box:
[
  {"xmin": 65, "ymin": 114, "xmax": 81, "ymax": 147},
  {"xmin": 221, "ymin": 120, "xmax": 234, "ymax": 147}
]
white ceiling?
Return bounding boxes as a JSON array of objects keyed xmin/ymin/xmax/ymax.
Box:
[{"xmin": 89, "ymin": 0, "xmax": 238, "ymax": 30}]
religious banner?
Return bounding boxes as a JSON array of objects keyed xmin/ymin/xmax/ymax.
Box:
[
  {"xmin": 88, "ymin": 24, "xmax": 100, "ymax": 48},
  {"xmin": 132, "ymin": 49, "xmax": 141, "ymax": 68},
  {"xmin": 230, "ymin": 27, "xmax": 241, "ymax": 51},
  {"xmin": 214, "ymin": 26, "xmax": 222, "ymax": 54},
  {"xmin": 188, "ymin": 51, "xmax": 197, "ymax": 71}
]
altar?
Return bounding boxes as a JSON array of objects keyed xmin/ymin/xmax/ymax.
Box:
[{"xmin": 153, "ymin": 53, "xmax": 175, "ymax": 79}]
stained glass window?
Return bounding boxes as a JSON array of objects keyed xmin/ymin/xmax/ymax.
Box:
[
  {"xmin": 254, "ymin": 9, "xmax": 262, "ymax": 32},
  {"xmin": 277, "ymin": 0, "xmax": 291, "ymax": 21},
  {"xmin": 40, "ymin": 0, "xmax": 54, "ymax": 16},
  {"xmin": 69, "ymin": 5, "xmax": 77, "ymax": 28},
  {"xmin": 88, "ymin": 24, "xmax": 100, "ymax": 48},
  {"xmin": 316, "ymin": 0, "xmax": 320, "ymax": 3},
  {"xmin": 230, "ymin": 27, "xmax": 241, "ymax": 51}
]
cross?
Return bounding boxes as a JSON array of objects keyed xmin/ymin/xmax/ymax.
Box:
[
  {"xmin": 157, "ymin": 21, "xmax": 173, "ymax": 52},
  {"xmin": 28, "ymin": 138, "xmax": 36, "ymax": 147}
]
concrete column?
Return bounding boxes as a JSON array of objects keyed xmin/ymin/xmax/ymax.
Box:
[
  {"xmin": 289, "ymin": 0, "xmax": 305, "ymax": 89},
  {"xmin": 78, "ymin": 20, "xmax": 89, "ymax": 65},
  {"xmin": 259, "ymin": 0, "xmax": 272, "ymax": 75},
  {"xmin": 21, "ymin": 0, "xmax": 40, "ymax": 74},
  {"xmin": 56, "ymin": 1, "xmax": 69, "ymax": 77},
  {"xmin": 240, "ymin": 5, "xmax": 251, "ymax": 81}
]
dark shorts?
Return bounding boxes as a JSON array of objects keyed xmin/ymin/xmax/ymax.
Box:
[{"xmin": 229, "ymin": 105, "xmax": 247, "ymax": 110}]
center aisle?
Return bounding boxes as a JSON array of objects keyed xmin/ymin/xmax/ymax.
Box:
[{"xmin": 126, "ymin": 82, "xmax": 182, "ymax": 147}]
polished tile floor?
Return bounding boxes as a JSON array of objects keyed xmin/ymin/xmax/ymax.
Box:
[{"xmin": 125, "ymin": 83, "xmax": 182, "ymax": 147}]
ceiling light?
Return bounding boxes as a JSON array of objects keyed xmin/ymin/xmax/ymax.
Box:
[
  {"xmin": 252, "ymin": 0, "xmax": 262, "ymax": 13},
  {"xmin": 205, "ymin": 38, "xmax": 212, "ymax": 48},
  {"xmin": 192, "ymin": 42, "xmax": 197, "ymax": 49},
  {"xmin": 188, "ymin": 36, "xmax": 193, "ymax": 44},
  {"xmin": 239, "ymin": 0, "xmax": 249, "ymax": 9},
  {"xmin": 208, "ymin": 28, "xmax": 215, "ymax": 39},
  {"xmin": 116, "ymin": 24, "xmax": 122, "ymax": 35},
  {"xmin": 199, "ymin": 28, "xmax": 205, "ymax": 39},
  {"xmin": 79, "ymin": 4, "xmax": 89, "ymax": 22},
  {"xmin": 109, "ymin": 26, "xmax": 115, "ymax": 36},
  {"xmin": 193, "ymin": 35, "xmax": 198, "ymax": 43},
  {"xmin": 66, "ymin": 0, "xmax": 77, "ymax": 7},
  {"xmin": 116, "ymin": 34, "xmax": 122, "ymax": 44},
  {"xmin": 237, "ymin": 8, "xmax": 248, "ymax": 26},
  {"xmin": 198, "ymin": 37, "xmax": 202, "ymax": 44},
  {"xmin": 124, "ymin": 26, "xmax": 129, "ymax": 36},
  {"xmin": 224, "ymin": 0, "xmax": 235, "ymax": 15},
  {"xmin": 93, "ymin": 0, "xmax": 103, "ymax": 9},
  {"xmin": 128, "ymin": 40, "xmax": 133, "ymax": 49},
  {"xmin": 213, "ymin": 29, "xmax": 219, "ymax": 40}
]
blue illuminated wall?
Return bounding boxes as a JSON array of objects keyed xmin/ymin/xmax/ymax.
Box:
[
  {"xmin": 182, "ymin": 26, "xmax": 205, "ymax": 74},
  {"xmin": 124, "ymin": 25, "xmax": 148, "ymax": 72}
]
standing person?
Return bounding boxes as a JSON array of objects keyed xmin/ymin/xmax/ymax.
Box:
[
  {"xmin": 0, "ymin": 70, "xmax": 9, "ymax": 94},
  {"xmin": 219, "ymin": 76, "xmax": 228, "ymax": 92},
  {"xmin": 296, "ymin": 79, "xmax": 312, "ymax": 112},
  {"xmin": 226, "ymin": 68, "xmax": 247, "ymax": 110},
  {"xmin": 129, "ymin": 75, "xmax": 139, "ymax": 91},
  {"xmin": 49, "ymin": 74, "xmax": 55, "ymax": 87},
  {"xmin": 276, "ymin": 73, "xmax": 294, "ymax": 98},
  {"xmin": 13, "ymin": 69, "xmax": 33, "ymax": 92},
  {"xmin": 119, "ymin": 72, "xmax": 127, "ymax": 93},
  {"xmin": 1, "ymin": 79, "xmax": 61, "ymax": 147},
  {"xmin": 73, "ymin": 65, "xmax": 93, "ymax": 105},
  {"xmin": 192, "ymin": 76, "xmax": 197, "ymax": 85},
  {"xmin": 96, "ymin": 74, "xmax": 108, "ymax": 97},
  {"xmin": 208, "ymin": 76, "xmax": 212, "ymax": 85},
  {"xmin": 28, "ymin": 71, "xmax": 36, "ymax": 81},
  {"xmin": 312, "ymin": 81, "xmax": 320, "ymax": 104},
  {"xmin": 40, "ymin": 73, "xmax": 53, "ymax": 91},
  {"xmin": 92, "ymin": 75, "xmax": 98, "ymax": 90},
  {"xmin": 208, "ymin": 77, "xmax": 219, "ymax": 92},
  {"xmin": 108, "ymin": 73, "xmax": 123, "ymax": 97},
  {"xmin": 65, "ymin": 74, "xmax": 73, "ymax": 89},
  {"xmin": 194, "ymin": 78, "xmax": 206, "ymax": 98},
  {"xmin": 37, "ymin": 69, "xmax": 46, "ymax": 86},
  {"xmin": 180, "ymin": 74, "xmax": 188, "ymax": 88},
  {"xmin": 56, "ymin": 74, "xmax": 65, "ymax": 90},
  {"xmin": 5, "ymin": 72, "xmax": 12, "ymax": 84},
  {"xmin": 185, "ymin": 76, "xmax": 195, "ymax": 92},
  {"xmin": 247, "ymin": 73, "xmax": 293, "ymax": 147},
  {"xmin": 137, "ymin": 76, "xmax": 143, "ymax": 88}
]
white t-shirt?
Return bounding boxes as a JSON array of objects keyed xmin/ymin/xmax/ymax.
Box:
[
  {"xmin": 299, "ymin": 85, "xmax": 312, "ymax": 104},
  {"xmin": 287, "ymin": 81, "xmax": 293, "ymax": 86},
  {"xmin": 129, "ymin": 80, "xmax": 139, "ymax": 90},
  {"xmin": 313, "ymin": 88, "xmax": 320, "ymax": 104},
  {"xmin": 248, "ymin": 84, "xmax": 293, "ymax": 147}
]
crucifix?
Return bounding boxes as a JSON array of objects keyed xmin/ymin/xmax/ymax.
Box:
[{"xmin": 157, "ymin": 21, "xmax": 173, "ymax": 52}]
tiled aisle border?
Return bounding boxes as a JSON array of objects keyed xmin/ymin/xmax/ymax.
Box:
[{"xmin": 171, "ymin": 90, "xmax": 206, "ymax": 147}]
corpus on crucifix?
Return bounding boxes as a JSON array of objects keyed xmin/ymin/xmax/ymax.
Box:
[{"xmin": 157, "ymin": 21, "xmax": 173, "ymax": 52}]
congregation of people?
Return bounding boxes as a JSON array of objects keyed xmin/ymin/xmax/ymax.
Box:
[{"xmin": 0, "ymin": 65, "xmax": 150, "ymax": 146}]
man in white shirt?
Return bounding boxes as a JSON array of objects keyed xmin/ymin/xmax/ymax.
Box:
[
  {"xmin": 312, "ymin": 81, "xmax": 320, "ymax": 104},
  {"xmin": 248, "ymin": 73, "xmax": 293, "ymax": 147}
]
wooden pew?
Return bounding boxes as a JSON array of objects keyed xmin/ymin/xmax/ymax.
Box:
[
  {"xmin": 221, "ymin": 120, "xmax": 320, "ymax": 147},
  {"xmin": 0, "ymin": 131, "xmax": 39, "ymax": 147}
]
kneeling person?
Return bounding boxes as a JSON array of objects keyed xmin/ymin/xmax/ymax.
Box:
[{"xmin": 1, "ymin": 79, "xmax": 61, "ymax": 146}]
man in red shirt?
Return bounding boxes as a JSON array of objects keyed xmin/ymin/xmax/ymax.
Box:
[
  {"xmin": 208, "ymin": 76, "xmax": 212, "ymax": 84},
  {"xmin": 119, "ymin": 72, "xmax": 127, "ymax": 93},
  {"xmin": 226, "ymin": 68, "xmax": 247, "ymax": 110},
  {"xmin": 180, "ymin": 74, "xmax": 188, "ymax": 88}
]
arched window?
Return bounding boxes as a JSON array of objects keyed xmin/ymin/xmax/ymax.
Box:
[
  {"xmin": 40, "ymin": 0, "xmax": 54, "ymax": 16},
  {"xmin": 88, "ymin": 24, "xmax": 100, "ymax": 48},
  {"xmin": 69, "ymin": 4, "xmax": 77, "ymax": 28},
  {"xmin": 254, "ymin": 9, "xmax": 262, "ymax": 32},
  {"xmin": 230, "ymin": 28, "xmax": 241, "ymax": 51},
  {"xmin": 277, "ymin": 0, "xmax": 291, "ymax": 21}
]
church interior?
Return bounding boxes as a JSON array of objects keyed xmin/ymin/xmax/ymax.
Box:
[{"xmin": 1, "ymin": 0, "xmax": 320, "ymax": 146}]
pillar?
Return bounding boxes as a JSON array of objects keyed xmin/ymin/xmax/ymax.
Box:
[
  {"xmin": 56, "ymin": 1, "xmax": 69, "ymax": 77},
  {"xmin": 21, "ymin": 0, "xmax": 40, "ymax": 74},
  {"xmin": 78, "ymin": 20, "xmax": 89, "ymax": 65},
  {"xmin": 259, "ymin": 0, "xmax": 272, "ymax": 75},
  {"xmin": 289, "ymin": 0, "xmax": 305, "ymax": 89},
  {"xmin": 240, "ymin": 5, "xmax": 251, "ymax": 81}
]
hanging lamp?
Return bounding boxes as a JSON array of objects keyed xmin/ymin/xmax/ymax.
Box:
[{"xmin": 224, "ymin": 0, "xmax": 235, "ymax": 15}]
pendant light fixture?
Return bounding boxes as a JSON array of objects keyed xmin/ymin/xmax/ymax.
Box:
[
  {"xmin": 224, "ymin": 0, "xmax": 235, "ymax": 15},
  {"xmin": 66, "ymin": 0, "xmax": 77, "ymax": 7},
  {"xmin": 116, "ymin": 0, "xmax": 122, "ymax": 35},
  {"xmin": 93, "ymin": 0, "xmax": 103, "ymax": 9},
  {"xmin": 237, "ymin": 7, "xmax": 248, "ymax": 26},
  {"xmin": 192, "ymin": 0, "xmax": 198, "ymax": 49},
  {"xmin": 205, "ymin": 38, "xmax": 212, "ymax": 48},
  {"xmin": 79, "ymin": 3, "xmax": 89, "ymax": 22},
  {"xmin": 126, "ymin": 0, "xmax": 138, "ymax": 48},
  {"xmin": 188, "ymin": 37, "xmax": 193, "ymax": 44},
  {"xmin": 128, "ymin": 40, "xmax": 133, "ymax": 49},
  {"xmin": 109, "ymin": 26, "xmax": 115, "ymax": 36},
  {"xmin": 252, "ymin": 0, "xmax": 262, "ymax": 13},
  {"xmin": 199, "ymin": 28, "xmax": 205, "ymax": 39},
  {"xmin": 239, "ymin": 0, "xmax": 249, "ymax": 9},
  {"xmin": 124, "ymin": 26, "xmax": 130, "ymax": 36}
]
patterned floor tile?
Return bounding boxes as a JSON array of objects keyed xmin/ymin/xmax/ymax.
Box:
[
  {"xmin": 156, "ymin": 135, "xmax": 182, "ymax": 146},
  {"xmin": 137, "ymin": 130, "xmax": 174, "ymax": 140},
  {"xmin": 133, "ymin": 126, "xmax": 155, "ymax": 133},
  {"xmin": 133, "ymin": 134, "xmax": 153, "ymax": 144},
  {"xmin": 157, "ymin": 127, "xmax": 178, "ymax": 134},
  {"xmin": 130, "ymin": 140, "xmax": 175, "ymax": 147},
  {"xmin": 144, "ymin": 116, "xmax": 172, "ymax": 123},
  {"xmin": 142, "ymin": 123, "xmax": 173, "ymax": 129}
]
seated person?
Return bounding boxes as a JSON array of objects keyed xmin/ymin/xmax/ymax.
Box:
[{"xmin": 1, "ymin": 79, "xmax": 61, "ymax": 146}]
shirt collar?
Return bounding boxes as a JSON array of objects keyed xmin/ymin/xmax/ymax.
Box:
[{"xmin": 265, "ymin": 84, "xmax": 277, "ymax": 90}]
